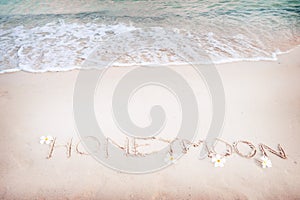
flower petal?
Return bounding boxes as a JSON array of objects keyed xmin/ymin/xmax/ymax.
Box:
[
  {"xmin": 261, "ymin": 156, "xmax": 269, "ymax": 162},
  {"xmin": 214, "ymin": 162, "xmax": 220, "ymax": 167},
  {"xmin": 40, "ymin": 136, "xmax": 46, "ymax": 140},
  {"xmin": 220, "ymin": 157, "xmax": 226, "ymax": 164},
  {"xmin": 40, "ymin": 140, "xmax": 45, "ymax": 144},
  {"xmin": 47, "ymin": 136, "xmax": 54, "ymax": 141},
  {"xmin": 212, "ymin": 157, "xmax": 217, "ymax": 163},
  {"xmin": 45, "ymin": 140, "xmax": 52, "ymax": 145}
]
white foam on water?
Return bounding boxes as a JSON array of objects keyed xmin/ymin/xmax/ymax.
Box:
[
  {"xmin": 0, "ymin": 21, "xmax": 299, "ymax": 73},
  {"xmin": 0, "ymin": 21, "xmax": 138, "ymax": 73}
]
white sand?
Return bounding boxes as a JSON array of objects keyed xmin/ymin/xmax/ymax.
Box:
[{"xmin": 0, "ymin": 47, "xmax": 300, "ymax": 199}]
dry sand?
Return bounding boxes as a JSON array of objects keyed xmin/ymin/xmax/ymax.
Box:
[{"xmin": 0, "ymin": 47, "xmax": 300, "ymax": 199}]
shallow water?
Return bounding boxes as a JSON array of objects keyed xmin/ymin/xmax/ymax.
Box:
[{"xmin": 0, "ymin": 0, "xmax": 299, "ymax": 72}]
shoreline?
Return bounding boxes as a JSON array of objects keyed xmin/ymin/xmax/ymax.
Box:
[{"xmin": 1, "ymin": 45, "xmax": 299, "ymax": 75}]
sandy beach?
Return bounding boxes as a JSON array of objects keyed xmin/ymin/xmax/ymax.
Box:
[{"xmin": 0, "ymin": 46, "xmax": 300, "ymax": 199}]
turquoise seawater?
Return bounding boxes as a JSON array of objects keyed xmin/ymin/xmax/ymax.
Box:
[{"xmin": 0, "ymin": 0, "xmax": 299, "ymax": 72}]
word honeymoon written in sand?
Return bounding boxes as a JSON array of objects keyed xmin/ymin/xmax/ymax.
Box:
[{"xmin": 39, "ymin": 136, "xmax": 287, "ymax": 168}]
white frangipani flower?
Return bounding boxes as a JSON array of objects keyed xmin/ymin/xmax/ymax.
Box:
[
  {"xmin": 261, "ymin": 156, "xmax": 272, "ymax": 168},
  {"xmin": 40, "ymin": 136, "xmax": 54, "ymax": 145},
  {"xmin": 212, "ymin": 154, "xmax": 226, "ymax": 168},
  {"xmin": 164, "ymin": 153, "xmax": 178, "ymax": 164}
]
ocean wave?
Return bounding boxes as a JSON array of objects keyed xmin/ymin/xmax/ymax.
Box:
[{"xmin": 0, "ymin": 19, "xmax": 299, "ymax": 73}]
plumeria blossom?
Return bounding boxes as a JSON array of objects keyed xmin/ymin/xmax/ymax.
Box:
[
  {"xmin": 40, "ymin": 136, "xmax": 54, "ymax": 145},
  {"xmin": 211, "ymin": 154, "xmax": 226, "ymax": 167},
  {"xmin": 164, "ymin": 153, "xmax": 178, "ymax": 164},
  {"xmin": 260, "ymin": 156, "xmax": 272, "ymax": 168}
]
